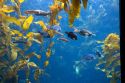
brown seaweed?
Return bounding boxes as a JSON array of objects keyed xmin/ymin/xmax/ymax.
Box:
[{"xmin": 96, "ymin": 33, "xmax": 120, "ymax": 83}]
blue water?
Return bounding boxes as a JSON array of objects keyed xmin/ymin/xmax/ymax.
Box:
[{"xmin": 9, "ymin": 0, "xmax": 119, "ymax": 83}]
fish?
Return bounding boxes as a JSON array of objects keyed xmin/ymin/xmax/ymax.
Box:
[
  {"xmin": 65, "ymin": 32, "xmax": 77, "ymax": 40},
  {"xmin": 57, "ymin": 38, "xmax": 69, "ymax": 42},
  {"xmin": 81, "ymin": 54, "xmax": 96, "ymax": 62},
  {"xmin": 79, "ymin": 29, "xmax": 95, "ymax": 36},
  {"xmin": 25, "ymin": 10, "xmax": 51, "ymax": 16}
]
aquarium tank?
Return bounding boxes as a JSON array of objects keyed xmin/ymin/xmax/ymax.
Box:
[{"xmin": 0, "ymin": 0, "xmax": 120, "ymax": 83}]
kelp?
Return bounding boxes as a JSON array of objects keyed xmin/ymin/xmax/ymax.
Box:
[
  {"xmin": 22, "ymin": 15, "xmax": 34, "ymax": 31},
  {"xmin": 0, "ymin": 0, "xmax": 54, "ymax": 82},
  {"xmin": 68, "ymin": 0, "xmax": 81, "ymax": 27},
  {"xmin": 52, "ymin": 0, "xmax": 89, "ymax": 27},
  {"xmin": 34, "ymin": 68, "xmax": 47, "ymax": 80},
  {"xmin": 25, "ymin": 52, "xmax": 41, "ymax": 60},
  {"xmin": 0, "ymin": 0, "xmax": 89, "ymax": 82},
  {"xmin": 26, "ymin": 32, "xmax": 43, "ymax": 44},
  {"xmin": 10, "ymin": 44, "xmax": 18, "ymax": 61},
  {"xmin": 46, "ymin": 41, "xmax": 54, "ymax": 58},
  {"xmin": 35, "ymin": 20, "xmax": 56, "ymax": 38},
  {"xmin": 10, "ymin": 30, "xmax": 23, "ymax": 37},
  {"xmin": 27, "ymin": 62, "xmax": 38, "ymax": 68},
  {"xmin": 82, "ymin": 0, "xmax": 88, "ymax": 9},
  {"xmin": 44, "ymin": 60, "xmax": 49, "ymax": 68},
  {"xmin": 34, "ymin": 21, "xmax": 48, "ymax": 32},
  {"xmin": 0, "ymin": 12, "xmax": 21, "ymax": 26},
  {"xmin": 47, "ymin": 29, "xmax": 56, "ymax": 38},
  {"xmin": 49, "ymin": 1, "xmax": 64, "ymax": 25},
  {"xmin": 11, "ymin": 0, "xmax": 25, "ymax": 4},
  {"xmin": 0, "ymin": 5, "xmax": 15, "ymax": 13},
  {"xmin": 34, "ymin": 68, "xmax": 41, "ymax": 80},
  {"xmin": 11, "ymin": 0, "xmax": 25, "ymax": 18},
  {"xmin": 95, "ymin": 33, "xmax": 120, "ymax": 83}
]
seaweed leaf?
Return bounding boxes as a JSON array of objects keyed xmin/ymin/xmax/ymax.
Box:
[
  {"xmin": 34, "ymin": 21, "xmax": 48, "ymax": 32},
  {"xmin": 18, "ymin": 0, "xmax": 24, "ymax": 3},
  {"xmin": 82, "ymin": 0, "xmax": 88, "ymax": 9},
  {"xmin": 44, "ymin": 60, "xmax": 49, "ymax": 67},
  {"xmin": 10, "ymin": 30, "xmax": 23, "ymax": 37},
  {"xmin": 0, "ymin": 12, "xmax": 21, "ymax": 26},
  {"xmin": 46, "ymin": 49, "xmax": 51, "ymax": 58},
  {"xmin": 22, "ymin": 15, "xmax": 34, "ymax": 30},
  {"xmin": 0, "ymin": 5, "xmax": 15, "ymax": 13},
  {"xmin": 10, "ymin": 46, "xmax": 18, "ymax": 61},
  {"xmin": 28, "ymin": 62, "xmax": 38, "ymax": 68}
]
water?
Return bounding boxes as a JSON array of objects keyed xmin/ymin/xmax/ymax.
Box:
[{"xmin": 1, "ymin": 0, "xmax": 120, "ymax": 83}]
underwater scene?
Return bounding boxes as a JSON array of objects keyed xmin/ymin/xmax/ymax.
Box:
[{"xmin": 0, "ymin": 0, "xmax": 120, "ymax": 83}]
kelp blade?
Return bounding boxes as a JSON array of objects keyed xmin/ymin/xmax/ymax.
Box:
[
  {"xmin": 22, "ymin": 15, "xmax": 34, "ymax": 30},
  {"xmin": 0, "ymin": 12, "xmax": 21, "ymax": 26},
  {"xmin": 82, "ymin": 0, "xmax": 88, "ymax": 9}
]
